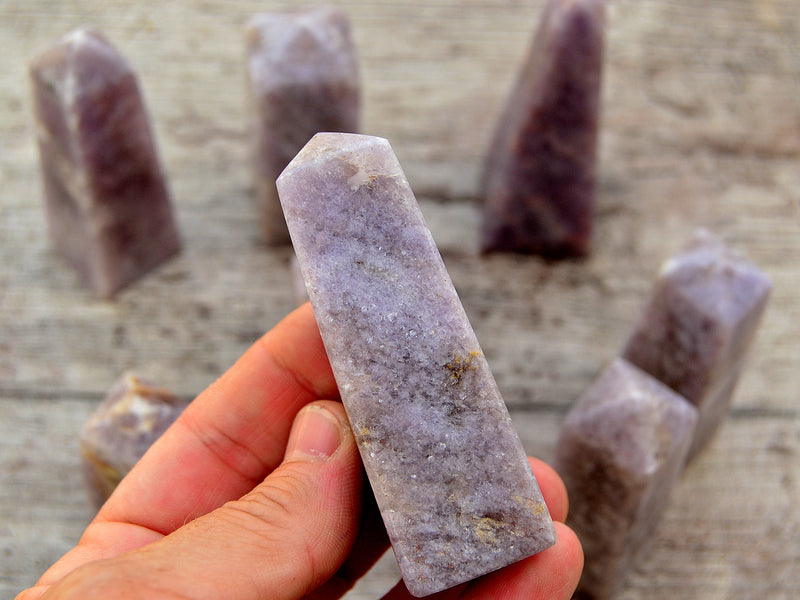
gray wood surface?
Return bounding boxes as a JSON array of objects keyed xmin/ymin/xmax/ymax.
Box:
[{"xmin": 1, "ymin": 1, "xmax": 799, "ymax": 598}]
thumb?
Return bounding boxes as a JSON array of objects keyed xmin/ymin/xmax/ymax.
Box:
[{"xmin": 43, "ymin": 401, "xmax": 364, "ymax": 600}]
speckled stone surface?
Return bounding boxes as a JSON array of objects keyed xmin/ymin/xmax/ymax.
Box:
[
  {"xmin": 554, "ymin": 358, "xmax": 698, "ymax": 600},
  {"xmin": 277, "ymin": 133, "xmax": 556, "ymax": 597},
  {"xmin": 80, "ymin": 374, "xmax": 188, "ymax": 508},
  {"xmin": 622, "ymin": 229, "xmax": 772, "ymax": 458},
  {"xmin": 30, "ymin": 29, "xmax": 180, "ymax": 298},
  {"xmin": 481, "ymin": 0, "xmax": 605, "ymax": 258},
  {"xmin": 289, "ymin": 254, "xmax": 309, "ymax": 306},
  {"xmin": 246, "ymin": 8, "xmax": 360, "ymax": 245}
]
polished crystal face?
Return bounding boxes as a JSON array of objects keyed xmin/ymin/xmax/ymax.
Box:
[
  {"xmin": 623, "ymin": 228, "xmax": 772, "ymax": 458},
  {"xmin": 278, "ymin": 132, "xmax": 556, "ymax": 597},
  {"xmin": 246, "ymin": 8, "xmax": 360, "ymax": 246},
  {"xmin": 30, "ymin": 29, "xmax": 180, "ymax": 298},
  {"xmin": 481, "ymin": 0, "xmax": 606, "ymax": 258},
  {"xmin": 80, "ymin": 374, "xmax": 188, "ymax": 508},
  {"xmin": 555, "ymin": 358, "xmax": 698, "ymax": 600}
]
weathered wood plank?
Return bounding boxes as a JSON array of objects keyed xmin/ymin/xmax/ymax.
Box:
[
  {"xmin": 1, "ymin": 197, "xmax": 793, "ymax": 411},
  {"xmin": 3, "ymin": 399, "xmax": 798, "ymax": 599},
  {"xmin": 0, "ymin": 397, "xmax": 96, "ymax": 597},
  {"xmin": 1, "ymin": 0, "xmax": 799, "ymax": 598}
]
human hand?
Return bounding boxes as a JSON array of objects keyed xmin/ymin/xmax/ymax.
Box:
[{"xmin": 17, "ymin": 303, "xmax": 582, "ymax": 600}]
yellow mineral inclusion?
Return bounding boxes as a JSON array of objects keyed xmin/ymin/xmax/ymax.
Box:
[
  {"xmin": 473, "ymin": 516, "xmax": 509, "ymax": 545},
  {"xmin": 444, "ymin": 350, "xmax": 482, "ymax": 384},
  {"xmin": 514, "ymin": 494, "xmax": 548, "ymax": 516}
]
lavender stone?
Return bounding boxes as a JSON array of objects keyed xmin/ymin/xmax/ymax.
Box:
[
  {"xmin": 481, "ymin": 0, "xmax": 605, "ymax": 258},
  {"xmin": 289, "ymin": 254, "xmax": 309, "ymax": 306},
  {"xmin": 80, "ymin": 374, "xmax": 188, "ymax": 508},
  {"xmin": 277, "ymin": 133, "xmax": 556, "ymax": 597},
  {"xmin": 246, "ymin": 8, "xmax": 360, "ymax": 245},
  {"xmin": 554, "ymin": 358, "xmax": 697, "ymax": 600},
  {"xmin": 622, "ymin": 229, "xmax": 772, "ymax": 458},
  {"xmin": 30, "ymin": 29, "xmax": 180, "ymax": 298}
]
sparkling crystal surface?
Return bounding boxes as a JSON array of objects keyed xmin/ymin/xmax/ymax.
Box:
[
  {"xmin": 622, "ymin": 229, "xmax": 772, "ymax": 458},
  {"xmin": 80, "ymin": 374, "xmax": 188, "ymax": 508},
  {"xmin": 30, "ymin": 29, "xmax": 180, "ymax": 298},
  {"xmin": 481, "ymin": 0, "xmax": 605, "ymax": 258},
  {"xmin": 554, "ymin": 359, "xmax": 698, "ymax": 600},
  {"xmin": 246, "ymin": 8, "xmax": 360, "ymax": 245},
  {"xmin": 277, "ymin": 132, "xmax": 556, "ymax": 597}
]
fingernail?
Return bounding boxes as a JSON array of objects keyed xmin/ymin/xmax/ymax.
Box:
[{"xmin": 285, "ymin": 404, "xmax": 343, "ymax": 462}]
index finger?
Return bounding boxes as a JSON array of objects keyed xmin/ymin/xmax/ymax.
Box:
[{"xmin": 99, "ymin": 302, "xmax": 338, "ymax": 535}]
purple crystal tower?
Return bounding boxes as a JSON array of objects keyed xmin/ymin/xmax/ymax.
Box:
[
  {"xmin": 481, "ymin": 0, "xmax": 605, "ymax": 258},
  {"xmin": 80, "ymin": 374, "xmax": 188, "ymax": 508},
  {"xmin": 246, "ymin": 8, "xmax": 360, "ymax": 245},
  {"xmin": 554, "ymin": 359, "xmax": 698, "ymax": 600},
  {"xmin": 30, "ymin": 29, "xmax": 180, "ymax": 298},
  {"xmin": 622, "ymin": 229, "xmax": 772, "ymax": 458},
  {"xmin": 277, "ymin": 133, "xmax": 556, "ymax": 597}
]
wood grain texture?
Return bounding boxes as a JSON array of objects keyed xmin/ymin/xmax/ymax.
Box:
[{"xmin": 1, "ymin": 0, "xmax": 799, "ymax": 598}]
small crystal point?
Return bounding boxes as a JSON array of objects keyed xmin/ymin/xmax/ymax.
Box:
[
  {"xmin": 278, "ymin": 133, "xmax": 555, "ymax": 597},
  {"xmin": 30, "ymin": 29, "xmax": 181, "ymax": 298},
  {"xmin": 622, "ymin": 229, "xmax": 772, "ymax": 458},
  {"xmin": 246, "ymin": 8, "xmax": 360, "ymax": 245},
  {"xmin": 481, "ymin": 0, "xmax": 605, "ymax": 258},
  {"xmin": 554, "ymin": 358, "xmax": 698, "ymax": 600},
  {"xmin": 80, "ymin": 374, "xmax": 188, "ymax": 508}
]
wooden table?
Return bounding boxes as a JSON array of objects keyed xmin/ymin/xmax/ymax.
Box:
[{"xmin": 2, "ymin": 1, "xmax": 799, "ymax": 598}]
